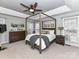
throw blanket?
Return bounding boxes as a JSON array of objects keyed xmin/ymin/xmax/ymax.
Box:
[{"xmin": 29, "ymin": 35, "xmax": 49, "ymax": 49}]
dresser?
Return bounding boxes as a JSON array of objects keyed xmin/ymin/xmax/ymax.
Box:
[
  {"xmin": 9, "ymin": 31, "xmax": 25, "ymax": 43},
  {"xmin": 56, "ymin": 35, "xmax": 65, "ymax": 45}
]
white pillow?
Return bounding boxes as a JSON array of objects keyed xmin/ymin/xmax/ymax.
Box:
[{"xmin": 49, "ymin": 30, "xmax": 54, "ymax": 34}]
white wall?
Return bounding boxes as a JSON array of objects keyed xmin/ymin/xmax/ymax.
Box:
[{"xmin": 0, "ymin": 14, "xmax": 25, "ymax": 44}]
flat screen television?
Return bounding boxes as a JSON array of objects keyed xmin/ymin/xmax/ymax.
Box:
[{"xmin": 0, "ymin": 24, "xmax": 7, "ymax": 33}]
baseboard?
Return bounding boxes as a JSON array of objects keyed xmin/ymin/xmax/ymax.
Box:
[
  {"xmin": 1, "ymin": 41, "xmax": 9, "ymax": 45},
  {"xmin": 65, "ymin": 42, "xmax": 79, "ymax": 47}
]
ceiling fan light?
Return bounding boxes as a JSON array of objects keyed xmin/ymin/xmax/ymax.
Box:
[{"xmin": 29, "ymin": 9, "xmax": 34, "ymax": 12}]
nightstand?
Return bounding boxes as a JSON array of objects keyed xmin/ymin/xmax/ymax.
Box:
[{"xmin": 56, "ymin": 35, "xmax": 65, "ymax": 45}]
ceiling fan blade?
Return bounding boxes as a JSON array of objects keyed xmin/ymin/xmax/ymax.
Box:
[
  {"xmin": 20, "ymin": 3, "xmax": 30, "ymax": 8},
  {"xmin": 36, "ymin": 9, "xmax": 42, "ymax": 11},
  {"xmin": 23, "ymin": 10, "xmax": 29, "ymax": 12},
  {"xmin": 34, "ymin": 2, "xmax": 38, "ymax": 8}
]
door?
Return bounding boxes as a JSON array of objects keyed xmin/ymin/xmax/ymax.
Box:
[{"xmin": 63, "ymin": 16, "xmax": 78, "ymax": 44}]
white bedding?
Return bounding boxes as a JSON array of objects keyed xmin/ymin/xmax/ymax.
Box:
[{"xmin": 25, "ymin": 33, "xmax": 56, "ymax": 49}]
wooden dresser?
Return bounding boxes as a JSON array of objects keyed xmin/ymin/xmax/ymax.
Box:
[{"xmin": 9, "ymin": 31, "xmax": 25, "ymax": 43}]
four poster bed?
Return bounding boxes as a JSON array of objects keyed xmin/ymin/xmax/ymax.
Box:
[{"xmin": 25, "ymin": 12, "xmax": 56, "ymax": 54}]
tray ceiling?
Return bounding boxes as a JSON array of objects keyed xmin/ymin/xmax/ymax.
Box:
[{"xmin": 0, "ymin": 0, "xmax": 65, "ymax": 15}]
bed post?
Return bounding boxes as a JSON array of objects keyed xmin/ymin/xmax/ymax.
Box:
[
  {"xmin": 25, "ymin": 18, "xmax": 27, "ymax": 36},
  {"xmin": 25, "ymin": 18, "xmax": 27, "ymax": 44},
  {"xmin": 39, "ymin": 11, "xmax": 42, "ymax": 54}
]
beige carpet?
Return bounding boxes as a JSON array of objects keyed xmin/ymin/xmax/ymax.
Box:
[{"xmin": 0, "ymin": 41, "xmax": 79, "ymax": 59}]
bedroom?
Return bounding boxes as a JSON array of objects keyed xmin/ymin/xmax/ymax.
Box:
[{"xmin": 0, "ymin": 0, "xmax": 79, "ymax": 59}]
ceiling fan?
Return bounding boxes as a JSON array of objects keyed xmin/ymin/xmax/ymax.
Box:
[{"xmin": 20, "ymin": 2, "xmax": 42, "ymax": 14}]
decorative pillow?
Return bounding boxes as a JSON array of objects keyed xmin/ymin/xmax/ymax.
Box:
[
  {"xmin": 49, "ymin": 30, "xmax": 54, "ymax": 34},
  {"xmin": 41, "ymin": 31, "xmax": 49, "ymax": 34}
]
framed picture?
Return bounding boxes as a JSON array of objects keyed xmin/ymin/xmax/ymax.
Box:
[{"xmin": 42, "ymin": 20, "xmax": 55, "ymax": 30}]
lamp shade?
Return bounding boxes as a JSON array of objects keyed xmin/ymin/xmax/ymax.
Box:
[{"xmin": 58, "ymin": 27, "xmax": 64, "ymax": 30}]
